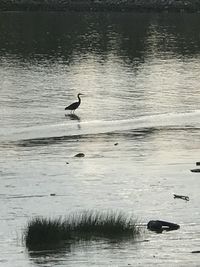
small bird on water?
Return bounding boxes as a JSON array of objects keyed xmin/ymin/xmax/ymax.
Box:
[{"xmin": 65, "ymin": 93, "xmax": 83, "ymax": 113}]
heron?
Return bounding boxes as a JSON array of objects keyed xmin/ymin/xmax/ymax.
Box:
[{"xmin": 65, "ymin": 93, "xmax": 83, "ymax": 113}]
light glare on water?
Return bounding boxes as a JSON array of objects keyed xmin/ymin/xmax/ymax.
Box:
[{"xmin": 0, "ymin": 11, "xmax": 200, "ymax": 267}]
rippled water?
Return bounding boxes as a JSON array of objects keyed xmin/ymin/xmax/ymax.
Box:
[{"xmin": 0, "ymin": 11, "xmax": 200, "ymax": 266}]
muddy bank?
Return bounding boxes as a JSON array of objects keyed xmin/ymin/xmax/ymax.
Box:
[{"xmin": 0, "ymin": 0, "xmax": 200, "ymax": 12}]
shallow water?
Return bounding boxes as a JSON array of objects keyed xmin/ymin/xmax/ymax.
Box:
[{"xmin": 0, "ymin": 11, "xmax": 200, "ymax": 266}]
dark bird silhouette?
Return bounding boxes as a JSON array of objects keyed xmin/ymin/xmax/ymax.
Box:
[{"xmin": 65, "ymin": 93, "xmax": 83, "ymax": 113}]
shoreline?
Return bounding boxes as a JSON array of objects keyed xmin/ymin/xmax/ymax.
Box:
[{"xmin": 0, "ymin": 0, "xmax": 200, "ymax": 13}]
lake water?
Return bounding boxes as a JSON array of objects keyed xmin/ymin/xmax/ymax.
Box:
[{"xmin": 0, "ymin": 11, "xmax": 200, "ymax": 266}]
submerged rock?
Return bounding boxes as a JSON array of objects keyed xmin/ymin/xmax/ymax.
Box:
[
  {"xmin": 147, "ymin": 220, "xmax": 180, "ymax": 233},
  {"xmin": 74, "ymin": 153, "xmax": 85, "ymax": 158}
]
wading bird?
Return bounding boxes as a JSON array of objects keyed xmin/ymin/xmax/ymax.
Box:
[{"xmin": 65, "ymin": 93, "xmax": 83, "ymax": 113}]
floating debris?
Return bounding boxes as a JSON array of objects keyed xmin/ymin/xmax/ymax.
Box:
[
  {"xmin": 147, "ymin": 220, "xmax": 180, "ymax": 233},
  {"xmin": 191, "ymin": 169, "xmax": 200, "ymax": 173},
  {"xmin": 173, "ymin": 194, "xmax": 189, "ymax": 201},
  {"xmin": 74, "ymin": 153, "xmax": 85, "ymax": 157}
]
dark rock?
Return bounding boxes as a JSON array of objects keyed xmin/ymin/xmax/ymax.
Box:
[
  {"xmin": 147, "ymin": 220, "xmax": 180, "ymax": 233},
  {"xmin": 147, "ymin": 220, "xmax": 163, "ymax": 232},
  {"xmin": 74, "ymin": 153, "xmax": 85, "ymax": 157},
  {"xmin": 191, "ymin": 168, "xmax": 200, "ymax": 173},
  {"xmin": 191, "ymin": 250, "xmax": 200, "ymax": 253}
]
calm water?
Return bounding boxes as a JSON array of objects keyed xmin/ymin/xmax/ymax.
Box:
[{"xmin": 0, "ymin": 11, "xmax": 200, "ymax": 266}]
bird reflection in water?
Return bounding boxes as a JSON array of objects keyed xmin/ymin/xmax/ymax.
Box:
[
  {"xmin": 65, "ymin": 113, "xmax": 81, "ymax": 121},
  {"xmin": 65, "ymin": 113, "xmax": 81, "ymax": 129}
]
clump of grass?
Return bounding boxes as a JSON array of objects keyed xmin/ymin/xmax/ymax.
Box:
[
  {"xmin": 68, "ymin": 211, "xmax": 139, "ymax": 239},
  {"xmin": 24, "ymin": 217, "xmax": 70, "ymax": 250},
  {"xmin": 24, "ymin": 211, "xmax": 140, "ymax": 250}
]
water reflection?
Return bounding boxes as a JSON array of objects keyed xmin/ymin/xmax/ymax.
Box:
[
  {"xmin": 28, "ymin": 245, "xmax": 71, "ymax": 266},
  {"xmin": 0, "ymin": 12, "xmax": 200, "ymax": 63},
  {"xmin": 65, "ymin": 113, "xmax": 81, "ymax": 121},
  {"xmin": 28, "ymin": 238, "xmax": 141, "ymax": 266}
]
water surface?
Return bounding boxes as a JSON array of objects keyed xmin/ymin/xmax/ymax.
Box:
[{"xmin": 0, "ymin": 11, "xmax": 200, "ymax": 266}]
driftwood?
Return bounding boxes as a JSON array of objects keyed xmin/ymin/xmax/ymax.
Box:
[{"xmin": 173, "ymin": 194, "xmax": 189, "ymax": 201}]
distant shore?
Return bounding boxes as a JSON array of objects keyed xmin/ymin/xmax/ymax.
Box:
[{"xmin": 0, "ymin": 0, "xmax": 200, "ymax": 12}]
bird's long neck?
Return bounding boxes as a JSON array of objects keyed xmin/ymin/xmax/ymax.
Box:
[{"xmin": 77, "ymin": 94, "xmax": 81, "ymax": 104}]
